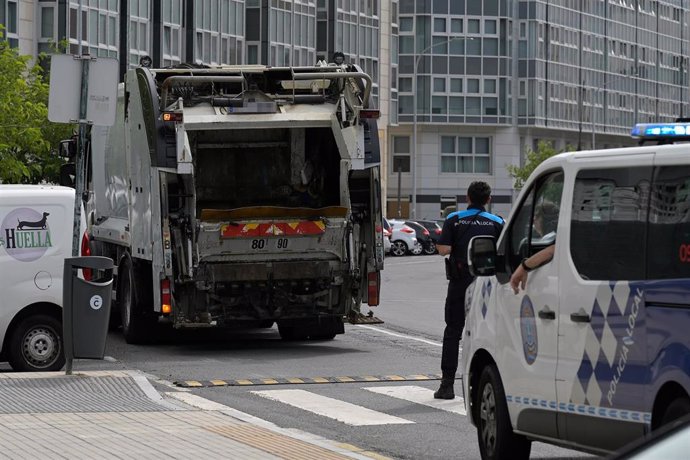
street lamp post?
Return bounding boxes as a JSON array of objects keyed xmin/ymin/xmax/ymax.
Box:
[
  {"xmin": 591, "ymin": 70, "xmax": 638, "ymax": 150},
  {"xmin": 411, "ymin": 36, "xmax": 462, "ymax": 219}
]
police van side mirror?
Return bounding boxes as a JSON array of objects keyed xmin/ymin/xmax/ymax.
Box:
[{"xmin": 468, "ymin": 236, "xmax": 497, "ymax": 277}]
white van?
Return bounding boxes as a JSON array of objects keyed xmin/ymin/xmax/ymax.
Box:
[
  {"xmin": 463, "ymin": 124, "xmax": 690, "ymax": 459},
  {"xmin": 0, "ymin": 185, "xmax": 86, "ymax": 371}
]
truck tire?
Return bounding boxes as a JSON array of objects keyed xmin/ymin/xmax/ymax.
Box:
[
  {"xmin": 8, "ymin": 314, "xmax": 65, "ymax": 372},
  {"xmin": 119, "ymin": 257, "xmax": 155, "ymax": 344},
  {"xmin": 278, "ymin": 324, "xmax": 308, "ymax": 341},
  {"xmin": 475, "ymin": 365, "xmax": 531, "ymax": 460}
]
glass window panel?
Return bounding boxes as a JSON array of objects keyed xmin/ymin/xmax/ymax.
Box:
[
  {"xmin": 468, "ymin": 19, "xmax": 480, "ymax": 34},
  {"xmin": 441, "ymin": 156, "xmax": 456, "ymax": 173},
  {"xmin": 41, "ymin": 7, "xmax": 54, "ymax": 38},
  {"xmin": 432, "ymin": 36, "xmax": 448, "ymax": 54},
  {"xmin": 451, "ymin": 18, "xmax": 462, "ymax": 33},
  {"xmin": 400, "ymin": 77, "xmax": 413, "ymax": 92},
  {"xmin": 467, "ymin": 79, "xmax": 480, "ymax": 93},
  {"xmin": 140, "ymin": 0, "xmax": 149, "ymax": 16},
  {"xmin": 110, "ymin": 17, "xmax": 117, "ymax": 46},
  {"xmin": 434, "ymin": 18, "xmax": 446, "ymax": 32},
  {"xmin": 164, "ymin": 0, "xmax": 172, "ymax": 22},
  {"xmin": 394, "ymin": 136, "xmax": 411, "ymax": 153},
  {"xmin": 400, "ymin": 17, "xmax": 413, "ymax": 32},
  {"xmin": 484, "ymin": 80, "xmax": 496, "ymax": 93},
  {"xmin": 459, "ymin": 156, "xmax": 473, "ymax": 173},
  {"xmin": 434, "ymin": 78, "xmax": 446, "ymax": 92},
  {"xmin": 393, "ymin": 156, "xmax": 411, "ymax": 173},
  {"xmin": 449, "ymin": 96, "xmax": 464, "ymax": 114},
  {"xmin": 432, "ymin": 96, "xmax": 447, "ymax": 114},
  {"xmin": 475, "ymin": 138, "xmax": 490, "ymax": 153},
  {"xmin": 467, "ymin": 38, "xmax": 481, "ymax": 54},
  {"xmin": 164, "ymin": 27, "xmax": 171, "ymax": 54},
  {"xmin": 450, "ymin": 78, "xmax": 462, "ymax": 92},
  {"xmin": 484, "ymin": 19, "xmax": 496, "ymax": 34},
  {"xmin": 441, "ymin": 136, "xmax": 455, "ymax": 153},
  {"xmin": 458, "ymin": 137, "xmax": 472, "ymax": 153},
  {"xmin": 475, "ymin": 157, "xmax": 490, "ymax": 174},
  {"xmin": 484, "ymin": 38, "xmax": 498, "ymax": 56},
  {"xmin": 400, "ymin": 36, "xmax": 415, "ymax": 54},
  {"xmin": 90, "ymin": 11, "xmax": 98, "ymax": 43},
  {"xmin": 173, "ymin": 0, "xmax": 181, "ymax": 23},
  {"xmin": 399, "ymin": 95, "xmax": 413, "ymax": 113}
]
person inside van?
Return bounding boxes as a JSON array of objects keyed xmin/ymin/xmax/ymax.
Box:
[
  {"xmin": 511, "ymin": 202, "xmax": 558, "ymax": 294},
  {"xmin": 510, "ymin": 244, "xmax": 555, "ymax": 294}
]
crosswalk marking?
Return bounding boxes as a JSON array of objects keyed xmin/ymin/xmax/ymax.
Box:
[
  {"xmin": 363, "ymin": 385, "xmax": 467, "ymax": 416},
  {"xmin": 251, "ymin": 389, "xmax": 415, "ymax": 426}
]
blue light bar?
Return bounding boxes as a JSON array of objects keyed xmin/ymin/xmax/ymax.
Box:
[{"xmin": 631, "ymin": 123, "xmax": 690, "ymax": 139}]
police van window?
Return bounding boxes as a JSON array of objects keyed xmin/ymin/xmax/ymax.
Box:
[
  {"xmin": 570, "ymin": 167, "xmax": 651, "ymax": 281},
  {"xmin": 647, "ymin": 165, "xmax": 690, "ymax": 279},
  {"xmin": 507, "ymin": 171, "xmax": 563, "ymax": 271}
]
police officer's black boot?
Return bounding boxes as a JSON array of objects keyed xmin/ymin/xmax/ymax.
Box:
[{"xmin": 433, "ymin": 377, "xmax": 455, "ymax": 399}]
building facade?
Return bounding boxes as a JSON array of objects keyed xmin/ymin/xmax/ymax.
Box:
[
  {"xmin": 391, "ymin": 0, "xmax": 690, "ymax": 219},
  {"xmin": 2, "ymin": 1, "xmax": 689, "ymax": 219}
]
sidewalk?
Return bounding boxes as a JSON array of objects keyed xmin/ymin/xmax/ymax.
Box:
[{"xmin": 0, "ymin": 370, "xmax": 388, "ymax": 460}]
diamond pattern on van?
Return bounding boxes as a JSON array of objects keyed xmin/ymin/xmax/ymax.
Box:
[
  {"xmin": 600, "ymin": 321, "xmax": 618, "ymax": 366},
  {"xmin": 479, "ymin": 279, "xmax": 492, "ymax": 318},
  {"xmin": 570, "ymin": 281, "xmax": 638, "ymax": 408}
]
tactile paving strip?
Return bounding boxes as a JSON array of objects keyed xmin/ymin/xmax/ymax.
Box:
[{"xmin": 0, "ymin": 376, "xmax": 169, "ymax": 414}]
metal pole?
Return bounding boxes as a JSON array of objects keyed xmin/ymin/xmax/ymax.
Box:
[
  {"xmin": 67, "ymin": 0, "xmax": 90, "ymax": 375},
  {"xmin": 412, "ymin": 54, "xmax": 420, "ymax": 219},
  {"xmin": 396, "ymin": 166, "xmax": 402, "ymax": 218}
]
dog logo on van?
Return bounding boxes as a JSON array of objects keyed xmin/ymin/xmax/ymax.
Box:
[{"xmin": 1, "ymin": 208, "xmax": 53, "ymax": 262}]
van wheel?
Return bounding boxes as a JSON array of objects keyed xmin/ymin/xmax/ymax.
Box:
[
  {"xmin": 8, "ymin": 315, "xmax": 65, "ymax": 372},
  {"xmin": 476, "ymin": 365, "xmax": 531, "ymax": 460},
  {"xmin": 660, "ymin": 396, "xmax": 690, "ymax": 428},
  {"xmin": 119, "ymin": 258, "xmax": 154, "ymax": 344}
]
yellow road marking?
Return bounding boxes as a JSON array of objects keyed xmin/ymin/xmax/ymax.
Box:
[
  {"xmin": 336, "ymin": 376, "xmax": 355, "ymax": 382},
  {"xmin": 210, "ymin": 380, "xmax": 228, "ymax": 386},
  {"xmin": 287, "ymin": 378, "xmax": 305, "ymax": 384},
  {"xmin": 312, "ymin": 377, "xmax": 330, "ymax": 383},
  {"xmin": 235, "ymin": 379, "xmax": 254, "ymax": 385},
  {"xmin": 262, "ymin": 379, "xmax": 279, "ymax": 385}
]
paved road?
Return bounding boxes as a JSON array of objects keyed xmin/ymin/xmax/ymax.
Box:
[{"xmin": 1, "ymin": 255, "xmax": 596, "ymax": 459}]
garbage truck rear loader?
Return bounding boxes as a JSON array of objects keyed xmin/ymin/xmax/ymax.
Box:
[{"xmin": 79, "ymin": 63, "xmax": 383, "ymax": 343}]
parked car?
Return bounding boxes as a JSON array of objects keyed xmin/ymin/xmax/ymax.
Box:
[
  {"xmin": 402, "ymin": 220, "xmax": 436, "ymax": 255},
  {"xmin": 413, "ymin": 220, "xmax": 443, "ymax": 254},
  {"xmin": 382, "ymin": 222, "xmax": 392, "ymax": 254},
  {"xmin": 385, "ymin": 218, "xmax": 420, "ymax": 256}
]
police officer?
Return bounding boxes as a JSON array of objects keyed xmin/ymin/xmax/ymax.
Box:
[{"xmin": 434, "ymin": 181, "xmax": 504, "ymax": 399}]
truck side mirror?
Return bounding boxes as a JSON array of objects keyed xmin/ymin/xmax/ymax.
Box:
[
  {"xmin": 58, "ymin": 139, "xmax": 77, "ymax": 158},
  {"xmin": 468, "ymin": 236, "xmax": 497, "ymax": 277}
]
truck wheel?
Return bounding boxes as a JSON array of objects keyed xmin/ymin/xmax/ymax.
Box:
[
  {"xmin": 119, "ymin": 258, "xmax": 154, "ymax": 344},
  {"xmin": 8, "ymin": 315, "xmax": 65, "ymax": 372},
  {"xmin": 476, "ymin": 365, "xmax": 531, "ymax": 460},
  {"xmin": 390, "ymin": 240, "xmax": 407, "ymax": 257},
  {"xmin": 660, "ymin": 396, "xmax": 690, "ymax": 428},
  {"xmin": 278, "ymin": 324, "xmax": 308, "ymax": 341}
]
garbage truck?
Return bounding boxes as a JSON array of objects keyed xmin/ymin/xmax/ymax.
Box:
[{"xmin": 67, "ymin": 62, "xmax": 384, "ymax": 343}]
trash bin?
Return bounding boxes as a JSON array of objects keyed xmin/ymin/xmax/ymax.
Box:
[{"xmin": 62, "ymin": 256, "xmax": 114, "ymax": 361}]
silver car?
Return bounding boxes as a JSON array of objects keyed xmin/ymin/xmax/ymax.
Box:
[{"xmin": 386, "ymin": 218, "xmax": 422, "ymax": 256}]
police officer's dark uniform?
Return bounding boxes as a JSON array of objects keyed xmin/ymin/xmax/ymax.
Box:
[{"xmin": 435, "ymin": 204, "xmax": 503, "ymax": 399}]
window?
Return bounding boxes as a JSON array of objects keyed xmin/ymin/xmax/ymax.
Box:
[
  {"xmin": 506, "ymin": 171, "xmax": 564, "ymax": 271},
  {"xmin": 433, "ymin": 78, "xmax": 446, "ymax": 92},
  {"xmin": 440, "ymin": 136, "xmax": 492, "ymax": 174},
  {"xmin": 392, "ymin": 136, "xmax": 411, "ymax": 173},
  {"xmin": 570, "ymin": 167, "xmax": 651, "ymax": 281},
  {"xmin": 647, "ymin": 166, "xmax": 690, "ymax": 279}
]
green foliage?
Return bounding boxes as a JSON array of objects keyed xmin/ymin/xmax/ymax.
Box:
[
  {"xmin": 0, "ymin": 33, "xmax": 73, "ymax": 184},
  {"xmin": 506, "ymin": 140, "xmax": 573, "ymax": 190}
]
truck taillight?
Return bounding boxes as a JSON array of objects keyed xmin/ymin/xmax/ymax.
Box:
[
  {"xmin": 360, "ymin": 109, "xmax": 380, "ymax": 119},
  {"xmin": 162, "ymin": 112, "xmax": 183, "ymax": 122},
  {"xmin": 81, "ymin": 232, "xmax": 92, "ymax": 281},
  {"xmin": 367, "ymin": 272, "xmax": 380, "ymax": 306},
  {"xmin": 161, "ymin": 279, "xmax": 172, "ymax": 314}
]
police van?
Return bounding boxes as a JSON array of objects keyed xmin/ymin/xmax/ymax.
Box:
[
  {"xmin": 0, "ymin": 185, "xmax": 86, "ymax": 371},
  {"xmin": 462, "ymin": 123, "xmax": 690, "ymax": 459}
]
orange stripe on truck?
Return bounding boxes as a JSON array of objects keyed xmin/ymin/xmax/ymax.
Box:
[{"xmin": 220, "ymin": 220, "xmax": 326, "ymax": 238}]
